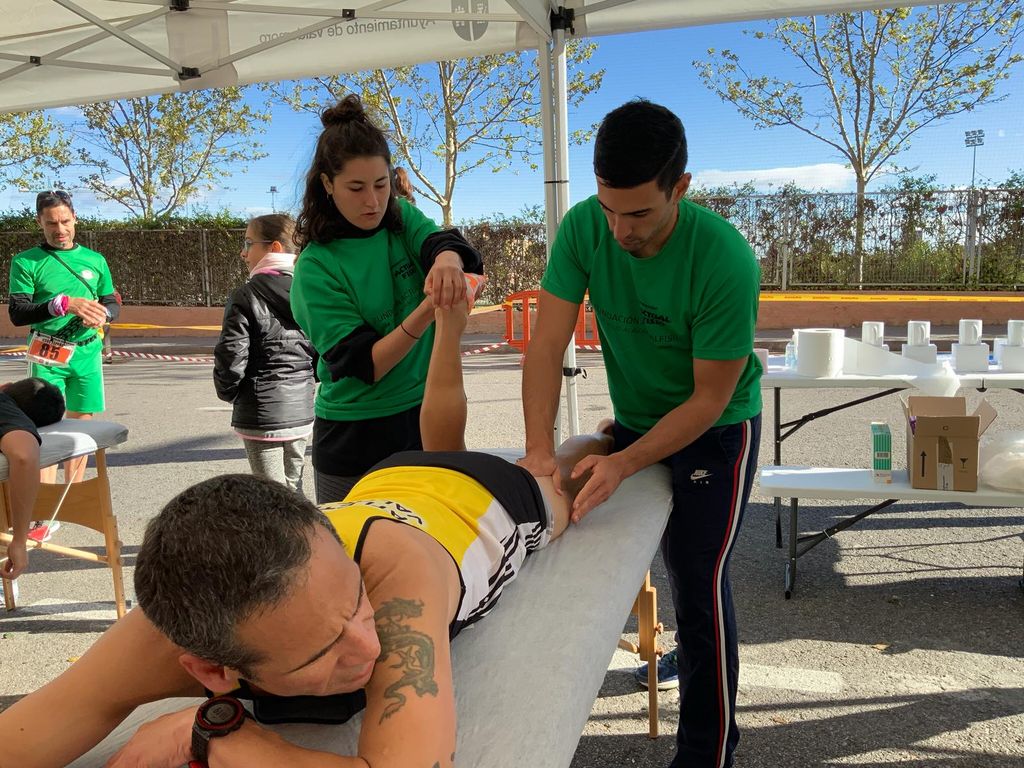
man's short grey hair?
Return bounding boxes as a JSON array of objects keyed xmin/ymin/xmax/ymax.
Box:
[{"xmin": 135, "ymin": 474, "xmax": 339, "ymax": 679}]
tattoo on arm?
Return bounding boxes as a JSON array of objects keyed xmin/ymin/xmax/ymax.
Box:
[{"xmin": 375, "ymin": 597, "xmax": 439, "ymax": 722}]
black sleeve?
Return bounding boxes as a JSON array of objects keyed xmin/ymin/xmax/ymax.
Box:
[
  {"xmin": 419, "ymin": 229, "xmax": 484, "ymax": 275},
  {"xmin": 322, "ymin": 324, "xmax": 381, "ymax": 385},
  {"xmin": 0, "ymin": 395, "xmax": 41, "ymax": 445},
  {"xmin": 8, "ymin": 293, "xmax": 52, "ymax": 327},
  {"xmin": 100, "ymin": 293, "xmax": 121, "ymax": 322},
  {"xmin": 213, "ymin": 292, "xmax": 251, "ymax": 403}
]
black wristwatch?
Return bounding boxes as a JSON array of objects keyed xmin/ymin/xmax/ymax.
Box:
[{"xmin": 190, "ymin": 695, "xmax": 248, "ymax": 766}]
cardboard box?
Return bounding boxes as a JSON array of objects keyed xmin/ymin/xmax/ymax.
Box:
[
  {"xmin": 901, "ymin": 396, "xmax": 997, "ymax": 491},
  {"xmin": 870, "ymin": 422, "xmax": 892, "ymax": 483}
]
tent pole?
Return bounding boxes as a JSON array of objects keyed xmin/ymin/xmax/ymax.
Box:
[
  {"xmin": 551, "ymin": 30, "xmax": 581, "ymax": 439},
  {"xmin": 538, "ymin": 31, "xmax": 580, "ymax": 445}
]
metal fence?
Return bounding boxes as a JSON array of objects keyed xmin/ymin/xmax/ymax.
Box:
[
  {"xmin": 695, "ymin": 188, "xmax": 1024, "ymax": 290},
  {"xmin": 1, "ymin": 188, "xmax": 1021, "ymax": 305}
]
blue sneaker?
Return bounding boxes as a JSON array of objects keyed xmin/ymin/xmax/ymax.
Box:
[{"xmin": 633, "ymin": 647, "xmax": 679, "ymax": 690}]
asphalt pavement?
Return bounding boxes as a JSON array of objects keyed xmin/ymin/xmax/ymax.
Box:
[{"xmin": 1, "ymin": 351, "xmax": 1022, "ymax": 767}]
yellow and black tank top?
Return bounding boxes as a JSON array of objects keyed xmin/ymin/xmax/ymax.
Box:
[{"xmin": 321, "ymin": 450, "xmax": 550, "ymax": 636}]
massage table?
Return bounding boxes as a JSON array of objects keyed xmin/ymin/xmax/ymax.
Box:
[
  {"xmin": 0, "ymin": 419, "xmax": 129, "ymax": 617},
  {"xmin": 71, "ymin": 458, "xmax": 674, "ymax": 768}
]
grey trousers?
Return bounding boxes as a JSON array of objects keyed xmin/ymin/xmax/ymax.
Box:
[{"xmin": 243, "ymin": 437, "xmax": 307, "ymax": 493}]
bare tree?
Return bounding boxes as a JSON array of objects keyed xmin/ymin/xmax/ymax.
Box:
[
  {"xmin": 77, "ymin": 88, "xmax": 268, "ymax": 219},
  {"xmin": 268, "ymin": 43, "xmax": 604, "ymax": 226},
  {"xmin": 694, "ymin": 4, "xmax": 1023, "ymax": 282}
]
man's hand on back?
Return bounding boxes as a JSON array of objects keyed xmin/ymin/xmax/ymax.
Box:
[
  {"xmin": 516, "ymin": 451, "xmax": 563, "ymax": 496},
  {"xmin": 568, "ymin": 453, "xmax": 630, "ymax": 523}
]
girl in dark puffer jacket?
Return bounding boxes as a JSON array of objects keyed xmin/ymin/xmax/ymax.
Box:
[{"xmin": 214, "ymin": 214, "xmax": 315, "ymax": 493}]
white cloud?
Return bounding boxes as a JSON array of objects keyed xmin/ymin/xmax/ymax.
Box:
[
  {"xmin": 49, "ymin": 106, "xmax": 82, "ymax": 118},
  {"xmin": 694, "ymin": 163, "xmax": 856, "ymax": 192},
  {"xmin": 997, "ymin": 129, "xmax": 1006, "ymax": 138}
]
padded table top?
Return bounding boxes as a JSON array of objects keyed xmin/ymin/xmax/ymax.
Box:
[
  {"xmin": 71, "ymin": 456, "xmax": 673, "ymax": 768},
  {"xmin": 0, "ymin": 419, "xmax": 128, "ymax": 481}
]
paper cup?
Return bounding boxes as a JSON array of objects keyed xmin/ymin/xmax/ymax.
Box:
[
  {"xmin": 861, "ymin": 321, "xmax": 885, "ymax": 347},
  {"xmin": 1007, "ymin": 320, "xmax": 1024, "ymax": 347},
  {"xmin": 959, "ymin": 319, "xmax": 982, "ymax": 346},
  {"xmin": 907, "ymin": 320, "xmax": 931, "ymax": 346}
]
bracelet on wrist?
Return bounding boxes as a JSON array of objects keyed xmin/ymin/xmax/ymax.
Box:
[{"xmin": 400, "ymin": 322, "xmax": 420, "ymax": 340}]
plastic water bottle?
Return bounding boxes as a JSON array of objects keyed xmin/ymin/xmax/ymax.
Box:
[{"xmin": 784, "ymin": 341, "xmax": 797, "ymax": 369}]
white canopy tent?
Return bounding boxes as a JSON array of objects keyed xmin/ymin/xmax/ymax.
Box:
[{"xmin": 0, "ymin": 0, "xmax": 934, "ymax": 434}]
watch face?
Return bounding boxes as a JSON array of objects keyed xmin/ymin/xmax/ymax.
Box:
[
  {"xmin": 201, "ymin": 700, "xmax": 245, "ymax": 729},
  {"xmin": 205, "ymin": 700, "xmax": 240, "ymax": 726}
]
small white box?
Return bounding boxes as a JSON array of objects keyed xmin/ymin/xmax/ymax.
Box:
[
  {"xmin": 902, "ymin": 343, "xmax": 937, "ymax": 364},
  {"xmin": 993, "ymin": 337, "xmax": 1007, "ymax": 363},
  {"xmin": 951, "ymin": 342, "xmax": 989, "ymax": 373},
  {"xmin": 1000, "ymin": 345, "xmax": 1024, "ymax": 373}
]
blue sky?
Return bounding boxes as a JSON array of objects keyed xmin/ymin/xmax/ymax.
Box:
[{"xmin": 7, "ymin": 14, "xmax": 1023, "ymax": 225}]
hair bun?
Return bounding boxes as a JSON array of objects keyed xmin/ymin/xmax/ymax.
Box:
[{"xmin": 321, "ymin": 94, "xmax": 367, "ymax": 128}]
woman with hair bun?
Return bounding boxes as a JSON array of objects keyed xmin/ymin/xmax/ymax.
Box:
[{"xmin": 292, "ymin": 94, "xmax": 484, "ymax": 503}]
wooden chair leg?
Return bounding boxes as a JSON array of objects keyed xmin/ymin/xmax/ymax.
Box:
[
  {"xmin": 1, "ymin": 576, "xmax": 15, "ymax": 611},
  {"xmin": 95, "ymin": 451, "xmax": 126, "ymax": 619},
  {"xmin": 618, "ymin": 571, "xmax": 663, "ymax": 738},
  {"xmin": 636, "ymin": 571, "xmax": 660, "ymax": 738}
]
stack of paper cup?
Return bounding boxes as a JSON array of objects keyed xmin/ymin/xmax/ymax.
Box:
[
  {"xmin": 1001, "ymin": 320, "xmax": 1024, "ymax": 372},
  {"xmin": 951, "ymin": 319, "xmax": 989, "ymax": 372},
  {"xmin": 902, "ymin": 320, "xmax": 937, "ymax": 364},
  {"xmin": 795, "ymin": 328, "xmax": 845, "ymax": 378}
]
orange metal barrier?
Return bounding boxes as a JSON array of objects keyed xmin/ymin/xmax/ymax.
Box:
[{"xmin": 504, "ymin": 290, "xmax": 598, "ymax": 352}]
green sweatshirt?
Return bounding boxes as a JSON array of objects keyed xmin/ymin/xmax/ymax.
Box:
[{"xmin": 291, "ymin": 200, "xmax": 439, "ymax": 421}]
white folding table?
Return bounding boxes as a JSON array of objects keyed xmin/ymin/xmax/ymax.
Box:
[
  {"xmin": 761, "ymin": 358, "xmax": 1024, "ymax": 551},
  {"xmin": 760, "ymin": 466, "xmax": 1024, "ymax": 598}
]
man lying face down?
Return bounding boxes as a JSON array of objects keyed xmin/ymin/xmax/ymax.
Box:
[{"xmin": 0, "ymin": 302, "xmax": 613, "ymax": 768}]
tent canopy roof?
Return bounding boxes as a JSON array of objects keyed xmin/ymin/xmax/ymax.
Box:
[{"xmin": 0, "ymin": 0, "xmax": 928, "ymax": 112}]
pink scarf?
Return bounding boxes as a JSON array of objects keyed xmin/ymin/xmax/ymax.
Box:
[{"xmin": 250, "ymin": 252, "xmax": 296, "ymax": 277}]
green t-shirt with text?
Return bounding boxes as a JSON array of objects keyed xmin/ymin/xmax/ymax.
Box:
[
  {"xmin": 8, "ymin": 244, "xmax": 115, "ymax": 343},
  {"xmin": 542, "ymin": 196, "xmax": 762, "ymax": 433},
  {"xmin": 291, "ymin": 200, "xmax": 439, "ymax": 421}
]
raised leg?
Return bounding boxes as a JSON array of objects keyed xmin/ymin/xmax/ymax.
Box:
[
  {"xmin": 63, "ymin": 411, "xmax": 93, "ymax": 483},
  {"xmin": 420, "ymin": 302, "xmax": 469, "ymax": 452}
]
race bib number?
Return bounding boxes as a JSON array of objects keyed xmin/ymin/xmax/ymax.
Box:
[{"xmin": 27, "ymin": 331, "xmax": 76, "ymax": 368}]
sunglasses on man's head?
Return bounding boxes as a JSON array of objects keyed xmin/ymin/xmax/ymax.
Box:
[{"xmin": 36, "ymin": 190, "xmax": 73, "ymax": 213}]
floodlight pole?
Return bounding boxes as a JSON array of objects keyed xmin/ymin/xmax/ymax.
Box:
[
  {"xmin": 963, "ymin": 130, "xmax": 985, "ymax": 283},
  {"xmin": 964, "ymin": 130, "xmax": 984, "ymax": 189},
  {"xmin": 268, "ymin": 185, "xmax": 278, "ymax": 211}
]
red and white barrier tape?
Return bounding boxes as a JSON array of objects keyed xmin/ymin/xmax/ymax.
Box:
[
  {"xmin": 461, "ymin": 342, "xmax": 508, "ymax": 356},
  {"xmin": 108, "ymin": 350, "xmax": 213, "ymax": 363},
  {"xmin": 3, "ymin": 342, "xmax": 602, "ymax": 364},
  {"xmin": 0, "ymin": 348, "xmax": 213, "ymax": 363}
]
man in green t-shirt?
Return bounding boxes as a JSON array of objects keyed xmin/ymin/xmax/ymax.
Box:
[
  {"xmin": 7, "ymin": 191, "xmax": 120, "ymax": 495},
  {"xmin": 520, "ymin": 100, "xmax": 762, "ymax": 768}
]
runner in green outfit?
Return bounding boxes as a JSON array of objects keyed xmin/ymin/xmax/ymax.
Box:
[{"xmin": 7, "ymin": 191, "xmax": 120, "ymax": 496}]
